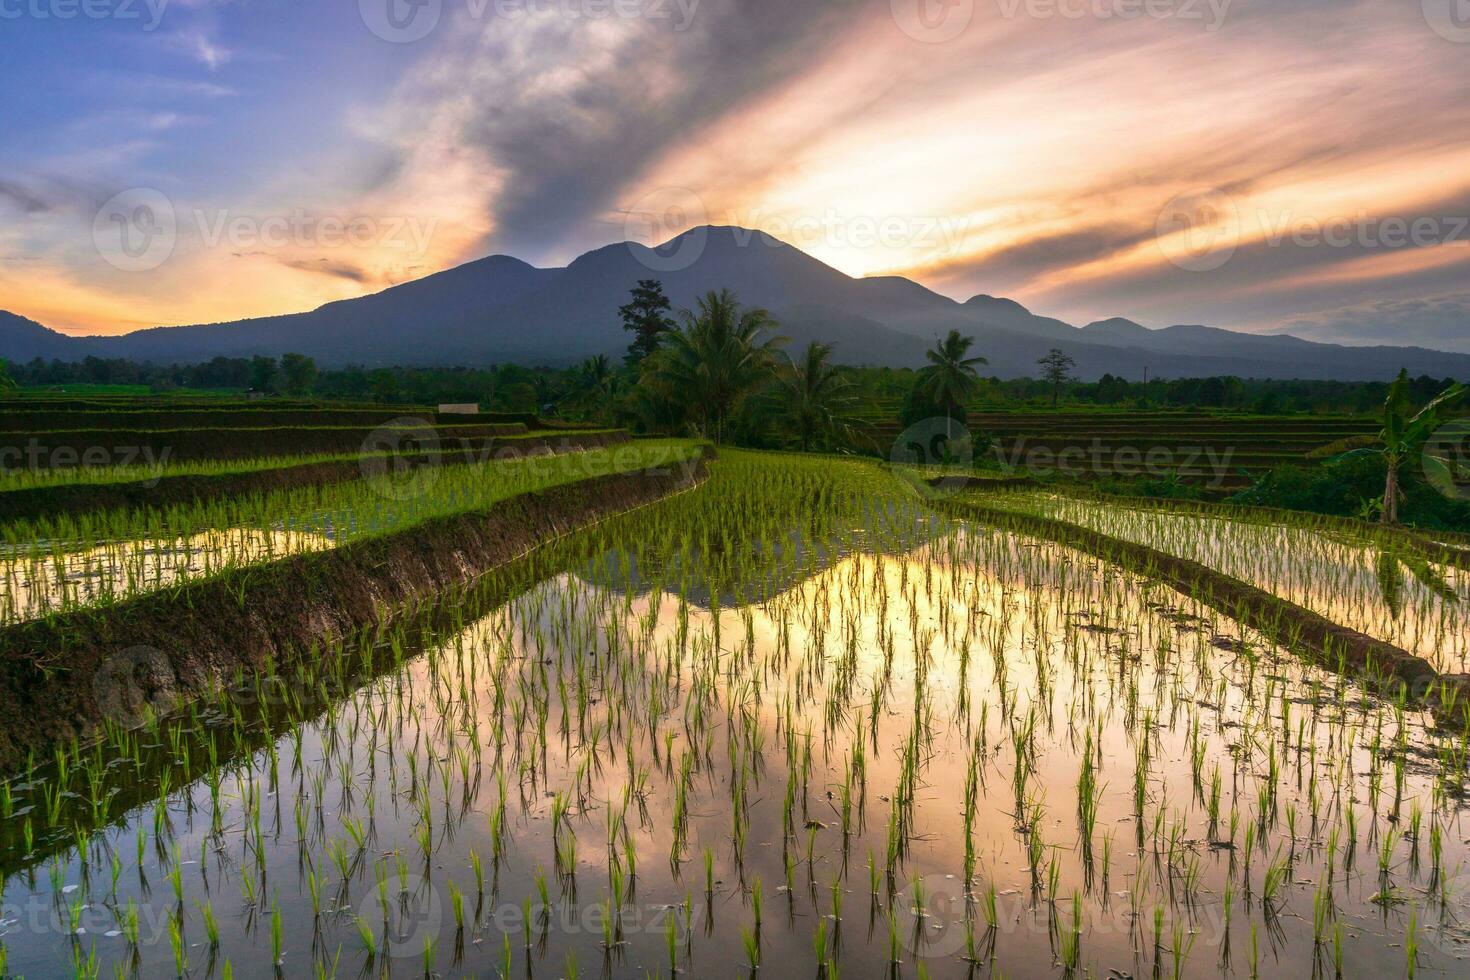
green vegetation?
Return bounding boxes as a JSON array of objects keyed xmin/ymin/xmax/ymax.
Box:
[
  {"xmin": 0, "ymin": 449, "xmax": 1465, "ymax": 978},
  {"xmin": 1, "ymin": 439, "xmax": 699, "ymax": 624},
  {"xmin": 631, "ymin": 289, "xmax": 785, "ymax": 444}
]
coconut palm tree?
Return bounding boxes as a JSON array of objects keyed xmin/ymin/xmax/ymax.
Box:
[
  {"xmin": 640, "ymin": 289, "xmax": 785, "ymax": 444},
  {"xmin": 562, "ymin": 355, "xmax": 617, "ymax": 422},
  {"xmin": 914, "ymin": 330, "xmax": 987, "ymax": 436},
  {"xmin": 771, "ymin": 341, "xmax": 864, "ymax": 452}
]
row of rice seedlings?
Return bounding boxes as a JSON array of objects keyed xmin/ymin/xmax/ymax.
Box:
[
  {"xmin": 0, "ymin": 449, "xmax": 431, "ymax": 493},
  {"xmin": 978, "ymin": 489, "xmax": 1469, "ymax": 670},
  {"xmin": 0, "ymin": 440, "xmax": 700, "ymax": 624},
  {"xmin": 1, "ymin": 451, "xmax": 1466, "ymax": 979}
]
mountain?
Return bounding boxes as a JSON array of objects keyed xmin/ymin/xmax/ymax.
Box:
[
  {"xmin": 0, "ymin": 311, "xmax": 82, "ymax": 362},
  {"xmin": 4, "ymin": 225, "xmax": 1469, "ymax": 381}
]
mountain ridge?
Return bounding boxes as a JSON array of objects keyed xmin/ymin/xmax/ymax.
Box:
[{"xmin": 3, "ymin": 225, "xmax": 1467, "ymax": 381}]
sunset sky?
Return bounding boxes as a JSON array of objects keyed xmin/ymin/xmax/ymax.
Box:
[{"xmin": 3, "ymin": 0, "xmax": 1470, "ymax": 349}]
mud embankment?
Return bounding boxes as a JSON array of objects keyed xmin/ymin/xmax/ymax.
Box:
[
  {"xmin": 939, "ymin": 496, "xmax": 1470, "ymax": 726},
  {"xmin": 0, "ymin": 455, "xmax": 707, "ymax": 771}
]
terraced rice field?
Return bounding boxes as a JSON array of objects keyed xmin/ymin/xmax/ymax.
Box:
[
  {"xmin": 874, "ymin": 411, "xmax": 1378, "ymax": 489},
  {"xmin": 0, "ymin": 411, "xmax": 1468, "ymax": 979}
]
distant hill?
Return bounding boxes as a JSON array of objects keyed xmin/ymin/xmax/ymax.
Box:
[{"xmin": 5, "ymin": 225, "xmax": 1468, "ymax": 381}]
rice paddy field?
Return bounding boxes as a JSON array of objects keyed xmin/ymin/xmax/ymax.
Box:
[
  {"xmin": 869, "ymin": 411, "xmax": 1379, "ymax": 490},
  {"xmin": 2, "ymin": 406, "xmax": 1470, "ymax": 979}
]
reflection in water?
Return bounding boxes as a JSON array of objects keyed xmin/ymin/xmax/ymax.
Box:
[
  {"xmin": 0, "ymin": 440, "xmax": 700, "ymax": 625},
  {"xmin": 3, "ymin": 511, "xmax": 1467, "ymax": 979},
  {"xmin": 979, "ymin": 492, "xmax": 1470, "ymax": 672},
  {"xmin": 0, "ymin": 528, "xmax": 334, "ymax": 623}
]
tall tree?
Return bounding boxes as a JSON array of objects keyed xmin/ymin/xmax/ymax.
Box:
[
  {"xmin": 0, "ymin": 359, "xmax": 16, "ymax": 391},
  {"xmin": 563, "ymin": 355, "xmax": 617, "ymax": 422},
  {"xmin": 1037, "ymin": 348, "xmax": 1076, "ymax": 407},
  {"xmin": 639, "ymin": 289, "xmax": 785, "ymax": 444},
  {"xmin": 772, "ymin": 341, "xmax": 863, "ymax": 452},
  {"xmin": 619, "ymin": 279, "xmax": 675, "ymax": 365},
  {"xmin": 280, "ymin": 352, "xmax": 317, "ymax": 396},
  {"xmin": 248, "ymin": 355, "xmax": 278, "ymax": 393},
  {"xmin": 913, "ymin": 330, "xmax": 986, "ymax": 434}
]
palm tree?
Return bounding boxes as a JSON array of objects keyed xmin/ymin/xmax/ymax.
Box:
[
  {"xmin": 562, "ymin": 355, "xmax": 616, "ymax": 421},
  {"xmin": 772, "ymin": 341, "xmax": 864, "ymax": 452},
  {"xmin": 640, "ymin": 289, "xmax": 786, "ymax": 444},
  {"xmin": 914, "ymin": 330, "xmax": 987, "ymax": 436}
]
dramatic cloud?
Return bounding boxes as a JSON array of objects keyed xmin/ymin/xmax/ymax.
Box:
[{"xmin": 3, "ymin": 0, "xmax": 1469, "ymax": 351}]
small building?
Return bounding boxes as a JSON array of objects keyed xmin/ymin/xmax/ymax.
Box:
[{"xmin": 438, "ymin": 403, "xmax": 480, "ymax": 415}]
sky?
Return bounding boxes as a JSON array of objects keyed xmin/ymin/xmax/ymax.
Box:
[{"xmin": 2, "ymin": 0, "xmax": 1470, "ymax": 350}]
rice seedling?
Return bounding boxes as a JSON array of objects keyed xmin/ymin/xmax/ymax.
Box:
[{"xmin": 2, "ymin": 450, "xmax": 1467, "ymax": 979}]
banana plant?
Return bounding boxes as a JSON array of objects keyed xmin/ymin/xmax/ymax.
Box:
[
  {"xmin": 1374, "ymin": 547, "xmax": 1460, "ymax": 618},
  {"xmin": 1339, "ymin": 370, "xmax": 1466, "ymax": 525}
]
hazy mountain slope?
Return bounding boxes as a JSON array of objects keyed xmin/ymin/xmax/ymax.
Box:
[{"xmin": 4, "ymin": 225, "xmax": 1468, "ymax": 380}]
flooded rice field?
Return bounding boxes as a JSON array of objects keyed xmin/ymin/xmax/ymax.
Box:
[
  {"xmin": 0, "ymin": 442, "xmax": 698, "ymax": 627},
  {"xmin": 1, "ymin": 455, "xmax": 1468, "ymax": 978},
  {"xmin": 976, "ymin": 492, "xmax": 1470, "ymax": 673}
]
